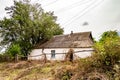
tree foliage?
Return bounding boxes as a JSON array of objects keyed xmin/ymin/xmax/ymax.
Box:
[
  {"xmin": 99, "ymin": 30, "xmax": 119, "ymax": 43},
  {"xmin": 6, "ymin": 43, "xmax": 21, "ymax": 57},
  {"xmin": 94, "ymin": 30, "xmax": 120, "ymax": 66},
  {"xmin": 0, "ymin": 0, "xmax": 64, "ymax": 56}
]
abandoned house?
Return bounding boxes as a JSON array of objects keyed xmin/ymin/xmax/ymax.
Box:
[{"xmin": 28, "ymin": 31, "xmax": 94, "ymax": 60}]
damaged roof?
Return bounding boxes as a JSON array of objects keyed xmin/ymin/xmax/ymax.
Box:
[{"xmin": 36, "ymin": 31, "xmax": 94, "ymax": 48}]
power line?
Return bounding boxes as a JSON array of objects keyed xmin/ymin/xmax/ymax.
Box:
[
  {"xmin": 62, "ymin": 0, "xmax": 97, "ymax": 26},
  {"xmin": 42, "ymin": 0, "xmax": 58, "ymax": 7},
  {"xmin": 61, "ymin": 0, "xmax": 97, "ymax": 32},
  {"xmin": 55, "ymin": 0, "xmax": 92, "ymax": 14},
  {"xmin": 75, "ymin": 0, "xmax": 104, "ymax": 20},
  {"xmin": 56, "ymin": 0, "xmax": 84, "ymax": 13},
  {"xmin": 63, "ymin": 0, "xmax": 104, "ymax": 26},
  {"xmin": 33, "ymin": 0, "xmax": 40, "ymax": 3}
]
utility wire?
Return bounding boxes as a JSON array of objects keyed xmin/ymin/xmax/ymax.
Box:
[
  {"xmin": 63, "ymin": 0, "xmax": 104, "ymax": 26},
  {"xmin": 33, "ymin": 0, "xmax": 40, "ymax": 3},
  {"xmin": 62, "ymin": 0, "xmax": 97, "ymax": 26},
  {"xmin": 75, "ymin": 0, "xmax": 104, "ymax": 20},
  {"xmin": 55, "ymin": 0, "xmax": 92, "ymax": 14},
  {"xmin": 61, "ymin": 0, "xmax": 97, "ymax": 32},
  {"xmin": 42, "ymin": 0, "xmax": 58, "ymax": 7}
]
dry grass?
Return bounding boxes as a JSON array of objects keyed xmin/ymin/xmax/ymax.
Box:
[
  {"xmin": 0, "ymin": 59, "xmax": 119, "ymax": 80},
  {"xmin": 0, "ymin": 60, "xmax": 73, "ymax": 80}
]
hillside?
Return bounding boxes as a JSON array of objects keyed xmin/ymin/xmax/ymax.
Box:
[
  {"xmin": 0, "ymin": 58, "xmax": 120, "ymax": 80},
  {"xmin": 0, "ymin": 60, "xmax": 77, "ymax": 80}
]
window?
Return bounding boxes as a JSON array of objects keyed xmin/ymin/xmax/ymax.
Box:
[{"xmin": 51, "ymin": 50, "xmax": 55, "ymax": 58}]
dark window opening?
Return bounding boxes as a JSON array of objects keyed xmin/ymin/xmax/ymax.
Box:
[{"xmin": 51, "ymin": 50, "xmax": 55, "ymax": 58}]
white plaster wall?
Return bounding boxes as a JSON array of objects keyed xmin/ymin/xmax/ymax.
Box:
[
  {"xmin": 45, "ymin": 54, "xmax": 65, "ymax": 60},
  {"xmin": 28, "ymin": 49, "xmax": 43, "ymax": 60},
  {"xmin": 29, "ymin": 48, "xmax": 94, "ymax": 60},
  {"xmin": 74, "ymin": 52, "xmax": 92, "ymax": 58}
]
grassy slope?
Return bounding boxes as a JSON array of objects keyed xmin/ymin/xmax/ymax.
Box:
[
  {"xmin": 0, "ymin": 61, "xmax": 74, "ymax": 80},
  {"xmin": 0, "ymin": 60, "xmax": 120, "ymax": 80}
]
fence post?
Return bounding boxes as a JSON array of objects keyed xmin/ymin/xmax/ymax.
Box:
[
  {"xmin": 15, "ymin": 54, "xmax": 19, "ymax": 62},
  {"xmin": 43, "ymin": 53, "xmax": 47, "ymax": 63},
  {"xmin": 27, "ymin": 55, "xmax": 30, "ymax": 60}
]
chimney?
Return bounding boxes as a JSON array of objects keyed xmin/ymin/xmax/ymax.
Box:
[
  {"xmin": 68, "ymin": 31, "xmax": 73, "ymax": 38},
  {"xmin": 71, "ymin": 31, "xmax": 73, "ymax": 35}
]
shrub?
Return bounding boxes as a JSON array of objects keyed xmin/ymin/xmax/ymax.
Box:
[
  {"xmin": 6, "ymin": 44, "xmax": 21, "ymax": 57},
  {"xmin": 0, "ymin": 53, "xmax": 13, "ymax": 62},
  {"xmin": 94, "ymin": 37, "xmax": 120, "ymax": 67},
  {"xmin": 53, "ymin": 65, "xmax": 73, "ymax": 80}
]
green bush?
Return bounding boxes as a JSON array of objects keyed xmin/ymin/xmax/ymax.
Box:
[
  {"xmin": 0, "ymin": 53, "xmax": 13, "ymax": 62},
  {"xmin": 90, "ymin": 31, "xmax": 120, "ymax": 79},
  {"xmin": 54, "ymin": 66, "xmax": 73, "ymax": 80},
  {"xmin": 94, "ymin": 37, "xmax": 120, "ymax": 67},
  {"xmin": 0, "ymin": 44, "xmax": 22, "ymax": 62},
  {"xmin": 6, "ymin": 44, "xmax": 21, "ymax": 57}
]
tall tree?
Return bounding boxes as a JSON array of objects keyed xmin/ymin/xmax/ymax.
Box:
[
  {"xmin": 99, "ymin": 30, "xmax": 118, "ymax": 43},
  {"xmin": 0, "ymin": 0, "xmax": 64, "ymax": 56}
]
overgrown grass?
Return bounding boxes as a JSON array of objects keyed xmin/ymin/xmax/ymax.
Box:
[
  {"xmin": 0, "ymin": 56, "xmax": 120, "ymax": 80},
  {"xmin": 0, "ymin": 61, "xmax": 72, "ymax": 80}
]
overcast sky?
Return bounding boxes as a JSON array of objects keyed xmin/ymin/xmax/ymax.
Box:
[{"xmin": 0, "ymin": 0, "xmax": 120, "ymax": 40}]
